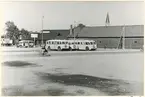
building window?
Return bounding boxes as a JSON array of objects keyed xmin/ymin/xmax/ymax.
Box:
[
  {"xmin": 134, "ymin": 41, "xmax": 137, "ymax": 43},
  {"xmin": 99, "ymin": 41, "xmax": 101, "ymax": 43}
]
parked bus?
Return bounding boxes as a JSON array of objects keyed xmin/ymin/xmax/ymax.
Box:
[
  {"xmin": 67, "ymin": 39, "xmax": 97, "ymax": 51},
  {"xmin": 45, "ymin": 39, "xmax": 97, "ymax": 51},
  {"xmin": 17, "ymin": 40, "xmax": 34, "ymax": 48},
  {"xmin": 45, "ymin": 40, "xmax": 69, "ymax": 51}
]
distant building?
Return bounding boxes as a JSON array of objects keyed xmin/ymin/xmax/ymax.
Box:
[
  {"xmin": 20, "ymin": 29, "xmax": 70, "ymax": 46},
  {"xmin": 37, "ymin": 29, "xmax": 70, "ymax": 45},
  {"xmin": 68, "ymin": 25, "xmax": 144, "ymax": 49},
  {"xmin": 1, "ymin": 35, "xmax": 13, "ymax": 46}
]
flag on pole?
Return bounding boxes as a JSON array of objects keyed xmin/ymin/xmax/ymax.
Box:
[{"xmin": 105, "ymin": 12, "xmax": 110, "ymax": 26}]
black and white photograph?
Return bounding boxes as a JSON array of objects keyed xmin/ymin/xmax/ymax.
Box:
[{"xmin": 0, "ymin": 1, "xmax": 144, "ymax": 96}]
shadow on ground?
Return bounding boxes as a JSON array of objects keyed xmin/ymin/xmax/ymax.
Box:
[
  {"xmin": 2, "ymin": 61, "xmax": 40, "ymax": 67},
  {"xmin": 36, "ymin": 72, "xmax": 134, "ymax": 95}
]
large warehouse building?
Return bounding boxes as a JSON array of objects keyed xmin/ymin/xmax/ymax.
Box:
[
  {"xmin": 19, "ymin": 25, "xmax": 144, "ymax": 49},
  {"xmin": 68, "ymin": 25, "xmax": 144, "ymax": 49}
]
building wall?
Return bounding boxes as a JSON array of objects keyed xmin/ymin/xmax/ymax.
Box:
[
  {"xmin": 125, "ymin": 38, "xmax": 144, "ymax": 49},
  {"xmin": 97, "ymin": 38, "xmax": 120, "ymax": 48},
  {"xmin": 69, "ymin": 37, "xmax": 144, "ymax": 49},
  {"xmin": 97, "ymin": 38, "xmax": 144, "ymax": 49}
]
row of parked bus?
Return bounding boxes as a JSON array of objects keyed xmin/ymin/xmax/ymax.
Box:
[
  {"xmin": 45, "ymin": 39, "xmax": 97, "ymax": 51},
  {"xmin": 16, "ymin": 39, "xmax": 97, "ymax": 51}
]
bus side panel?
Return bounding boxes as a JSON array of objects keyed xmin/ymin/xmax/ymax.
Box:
[{"xmin": 80, "ymin": 42, "xmax": 85, "ymax": 50}]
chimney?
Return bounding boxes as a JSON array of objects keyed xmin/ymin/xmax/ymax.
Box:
[{"xmin": 70, "ymin": 25, "xmax": 73, "ymax": 35}]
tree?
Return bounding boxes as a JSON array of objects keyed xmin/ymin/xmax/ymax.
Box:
[
  {"xmin": 20, "ymin": 28, "xmax": 31, "ymax": 39},
  {"xmin": 77, "ymin": 23, "xmax": 86, "ymax": 29},
  {"xmin": 5, "ymin": 21, "xmax": 20, "ymax": 44}
]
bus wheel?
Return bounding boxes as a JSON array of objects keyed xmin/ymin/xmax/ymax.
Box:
[
  {"xmin": 86, "ymin": 47, "xmax": 89, "ymax": 51},
  {"xmin": 58, "ymin": 46, "xmax": 61, "ymax": 51},
  {"xmin": 47, "ymin": 46, "xmax": 51, "ymax": 51},
  {"xmin": 69, "ymin": 47, "xmax": 72, "ymax": 51}
]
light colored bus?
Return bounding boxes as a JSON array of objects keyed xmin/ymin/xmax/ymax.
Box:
[
  {"xmin": 45, "ymin": 40, "xmax": 69, "ymax": 51},
  {"xmin": 67, "ymin": 39, "xmax": 97, "ymax": 51},
  {"xmin": 17, "ymin": 40, "xmax": 34, "ymax": 48},
  {"xmin": 45, "ymin": 39, "xmax": 97, "ymax": 51}
]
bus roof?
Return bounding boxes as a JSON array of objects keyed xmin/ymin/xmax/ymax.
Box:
[
  {"xmin": 19, "ymin": 40, "xmax": 33, "ymax": 42},
  {"xmin": 46, "ymin": 39, "xmax": 68, "ymax": 42},
  {"xmin": 46, "ymin": 39, "xmax": 95, "ymax": 42}
]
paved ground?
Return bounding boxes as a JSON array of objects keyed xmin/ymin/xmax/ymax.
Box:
[
  {"xmin": 1, "ymin": 46, "xmax": 142, "ymax": 52},
  {"xmin": 1, "ymin": 47, "xmax": 144, "ymax": 96}
]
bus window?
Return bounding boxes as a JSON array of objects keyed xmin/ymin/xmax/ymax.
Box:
[
  {"xmin": 57, "ymin": 42, "xmax": 59, "ymax": 44},
  {"xmin": 62, "ymin": 42, "xmax": 65, "ymax": 44},
  {"xmin": 90, "ymin": 42, "xmax": 93, "ymax": 45},
  {"xmin": 52, "ymin": 41, "xmax": 54, "ymax": 44},
  {"xmin": 48, "ymin": 41, "xmax": 50, "ymax": 44},
  {"xmin": 72, "ymin": 42, "xmax": 74, "ymax": 45},
  {"xmin": 86, "ymin": 42, "xmax": 90, "ymax": 45}
]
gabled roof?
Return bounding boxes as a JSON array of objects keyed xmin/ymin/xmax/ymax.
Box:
[{"xmin": 68, "ymin": 25, "xmax": 144, "ymax": 38}]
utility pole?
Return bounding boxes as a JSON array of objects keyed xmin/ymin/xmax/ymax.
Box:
[
  {"xmin": 73, "ymin": 21, "xmax": 76, "ymax": 41},
  {"xmin": 34, "ymin": 37, "xmax": 35, "ymax": 47},
  {"xmin": 41, "ymin": 16, "xmax": 44, "ymax": 46},
  {"xmin": 73, "ymin": 21, "xmax": 77, "ymax": 49},
  {"xmin": 122, "ymin": 25, "xmax": 125, "ymax": 49},
  {"xmin": 74, "ymin": 27, "xmax": 75, "ymax": 42}
]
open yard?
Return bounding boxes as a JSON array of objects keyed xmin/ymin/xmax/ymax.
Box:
[{"xmin": 1, "ymin": 47, "xmax": 144, "ymax": 96}]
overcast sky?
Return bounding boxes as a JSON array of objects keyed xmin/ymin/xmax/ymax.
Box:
[{"xmin": 0, "ymin": 1, "xmax": 144, "ymax": 32}]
